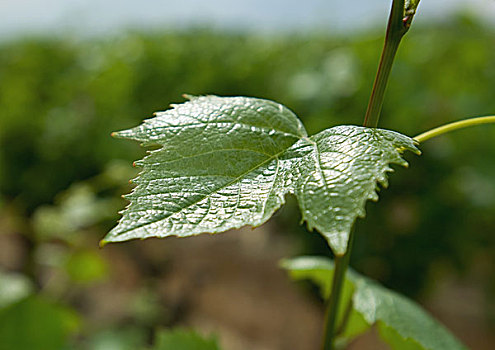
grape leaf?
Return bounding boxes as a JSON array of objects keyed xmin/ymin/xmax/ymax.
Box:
[
  {"xmin": 102, "ymin": 96, "xmax": 419, "ymax": 255},
  {"xmin": 103, "ymin": 95, "xmax": 306, "ymax": 243},
  {"xmin": 281, "ymin": 256, "xmax": 467, "ymax": 350},
  {"xmin": 291, "ymin": 125, "xmax": 419, "ymax": 254}
]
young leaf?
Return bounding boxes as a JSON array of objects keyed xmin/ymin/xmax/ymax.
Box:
[
  {"xmin": 292, "ymin": 126, "xmax": 419, "ymax": 254},
  {"xmin": 103, "ymin": 95, "xmax": 307, "ymax": 244},
  {"xmin": 281, "ymin": 256, "xmax": 467, "ymax": 350},
  {"xmin": 103, "ymin": 96, "xmax": 419, "ymax": 255}
]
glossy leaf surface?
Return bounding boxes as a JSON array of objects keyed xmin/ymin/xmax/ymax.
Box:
[
  {"xmin": 103, "ymin": 96, "xmax": 419, "ymax": 255},
  {"xmin": 292, "ymin": 125, "xmax": 419, "ymax": 254},
  {"xmin": 281, "ymin": 256, "xmax": 467, "ymax": 350}
]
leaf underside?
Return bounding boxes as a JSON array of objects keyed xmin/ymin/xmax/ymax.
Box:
[
  {"xmin": 281, "ymin": 256, "xmax": 467, "ymax": 350},
  {"xmin": 103, "ymin": 95, "xmax": 419, "ymax": 255}
]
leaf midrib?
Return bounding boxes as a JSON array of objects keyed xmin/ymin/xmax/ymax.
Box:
[{"xmin": 114, "ymin": 138, "xmax": 302, "ymax": 235}]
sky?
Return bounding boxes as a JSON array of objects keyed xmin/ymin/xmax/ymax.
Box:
[{"xmin": 1, "ymin": 0, "xmax": 495, "ymax": 40}]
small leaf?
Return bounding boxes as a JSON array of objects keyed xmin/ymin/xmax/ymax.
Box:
[
  {"xmin": 281, "ymin": 256, "xmax": 467, "ymax": 350},
  {"xmin": 103, "ymin": 96, "xmax": 419, "ymax": 255},
  {"xmin": 293, "ymin": 126, "xmax": 419, "ymax": 254},
  {"xmin": 152, "ymin": 328, "xmax": 220, "ymax": 350},
  {"xmin": 405, "ymin": 0, "xmax": 421, "ymax": 16}
]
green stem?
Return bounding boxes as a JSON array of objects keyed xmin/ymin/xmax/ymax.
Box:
[
  {"xmin": 414, "ymin": 116, "xmax": 495, "ymax": 143},
  {"xmin": 363, "ymin": 0, "xmax": 408, "ymax": 128},
  {"xmin": 321, "ymin": 1, "xmax": 422, "ymax": 348},
  {"xmin": 321, "ymin": 227, "xmax": 355, "ymax": 350}
]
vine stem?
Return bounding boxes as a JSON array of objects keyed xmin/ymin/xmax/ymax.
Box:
[
  {"xmin": 363, "ymin": 0, "xmax": 408, "ymax": 128},
  {"xmin": 321, "ymin": 228, "xmax": 355, "ymax": 350},
  {"xmin": 413, "ymin": 116, "xmax": 495, "ymax": 143},
  {"xmin": 321, "ymin": 1, "xmax": 421, "ymax": 348}
]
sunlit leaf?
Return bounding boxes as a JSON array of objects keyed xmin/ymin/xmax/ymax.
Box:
[{"xmin": 103, "ymin": 96, "xmax": 418, "ymax": 255}]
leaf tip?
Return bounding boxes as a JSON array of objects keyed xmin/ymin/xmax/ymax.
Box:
[
  {"xmin": 182, "ymin": 93, "xmax": 196, "ymax": 100},
  {"xmin": 370, "ymin": 191, "xmax": 379, "ymax": 202},
  {"xmin": 111, "ymin": 129, "xmax": 134, "ymax": 140},
  {"xmin": 410, "ymin": 144, "xmax": 422, "ymax": 156},
  {"xmin": 377, "ymin": 175, "xmax": 389, "ymax": 188},
  {"xmin": 99, "ymin": 239, "xmax": 108, "ymax": 248}
]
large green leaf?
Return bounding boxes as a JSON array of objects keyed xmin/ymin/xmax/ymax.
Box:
[
  {"xmin": 281, "ymin": 256, "xmax": 467, "ymax": 350},
  {"xmin": 103, "ymin": 96, "xmax": 419, "ymax": 255},
  {"xmin": 103, "ymin": 95, "xmax": 306, "ymax": 243}
]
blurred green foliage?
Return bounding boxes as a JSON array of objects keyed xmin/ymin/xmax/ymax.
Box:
[
  {"xmin": 0, "ymin": 271, "xmax": 34, "ymax": 308},
  {"xmin": 0, "ymin": 296, "xmax": 79, "ymax": 350},
  {"xmin": 0, "ymin": 13, "xmax": 494, "ymax": 348},
  {"xmin": 81, "ymin": 326, "xmax": 147, "ymax": 350},
  {"xmin": 151, "ymin": 328, "xmax": 220, "ymax": 350}
]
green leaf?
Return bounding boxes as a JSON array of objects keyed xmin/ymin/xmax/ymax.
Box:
[
  {"xmin": 152, "ymin": 328, "xmax": 220, "ymax": 350},
  {"xmin": 281, "ymin": 256, "xmax": 467, "ymax": 350},
  {"xmin": 103, "ymin": 95, "xmax": 306, "ymax": 244},
  {"xmin": 103, "ymin": 96, "xmax": 418, "ymax": 255},
  {"xmin": 292, "ymin": 126, "xmax": 419, "ymax": 254},
  {"xmin": 0, "ymin": 296, "xmax": 79, "ymax": 350}
]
